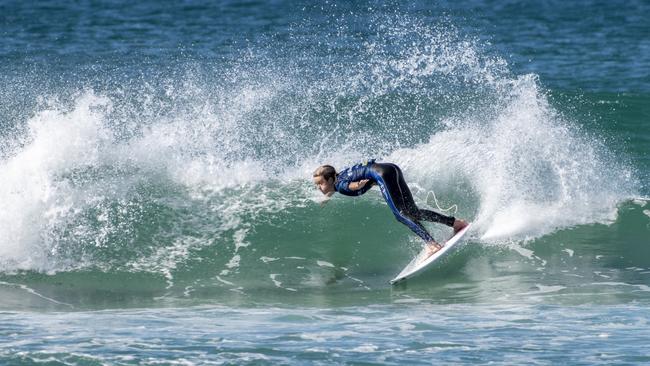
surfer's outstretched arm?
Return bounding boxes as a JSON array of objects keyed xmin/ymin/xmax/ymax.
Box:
[{"xmin": 347, "ymin": 179, "xmax": 372, "ymax": 191}]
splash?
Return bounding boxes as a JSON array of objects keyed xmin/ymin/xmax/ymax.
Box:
[
  {"xmin": 0, "ymin": 93, "xmax": 112, "ymax": 271},
  {"xmin": 390, "ymin": 73, "xmax": 636, "ymax": 242}
]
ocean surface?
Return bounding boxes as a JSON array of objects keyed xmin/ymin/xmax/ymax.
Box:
[{"xmin": 1, "ymin": 1, "xmax": 649, "ymax": 364}]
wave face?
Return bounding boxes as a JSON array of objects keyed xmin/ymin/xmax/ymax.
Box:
[{"xmin": 0, "ymin": 11, "xmax": 644, "ymax": 309}]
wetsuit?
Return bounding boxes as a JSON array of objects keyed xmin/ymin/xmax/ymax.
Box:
[{"xmin": 335, "ymin": 160, "xmax": 455, "ymax": 242}]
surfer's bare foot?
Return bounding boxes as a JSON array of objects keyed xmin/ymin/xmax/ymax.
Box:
[
  {"xmin": 452, "ymin": 219, "xmax": 468, "ymax": 235},
  {"xmin": 426, "ymin": 241, "xmax": 443, "ymax": 257}
]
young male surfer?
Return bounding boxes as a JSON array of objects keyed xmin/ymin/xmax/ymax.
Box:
[{"xmin": 313, "ymin": 160, "xmax": 468, "ymax": 256}]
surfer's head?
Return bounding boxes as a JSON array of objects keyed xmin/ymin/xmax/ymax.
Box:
[{"xmin": 313, "ymin": 165, "xmax": 336, "ymax": 195}]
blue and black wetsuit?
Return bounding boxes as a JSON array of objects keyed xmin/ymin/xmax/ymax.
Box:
[{"xmin": 335, "ymin": 160, "xmax": 455, "ymax": 242}]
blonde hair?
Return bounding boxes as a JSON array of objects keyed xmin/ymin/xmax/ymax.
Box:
[{"xmin": 313, "ymin": 165, "xmax": 336, "ymax": 181}]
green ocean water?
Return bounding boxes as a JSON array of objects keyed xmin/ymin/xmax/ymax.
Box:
[{"xmin": 1, "ymin": 1, "xmax": 649, "ymax": 364}]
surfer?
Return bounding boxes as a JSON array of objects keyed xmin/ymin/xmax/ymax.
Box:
[{"xmin": 313, "ymin": 160, "xmax": 468, "ymax": 256}]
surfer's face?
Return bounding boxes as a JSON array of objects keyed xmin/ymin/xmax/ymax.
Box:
[{"xmin": 313, "ymin": 175, "xmax": 335, "ymax": 195}]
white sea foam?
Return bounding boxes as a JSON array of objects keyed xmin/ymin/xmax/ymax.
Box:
[{"xmin": 316, "ymin": 260, "xmax": 335, "ymax": 268}]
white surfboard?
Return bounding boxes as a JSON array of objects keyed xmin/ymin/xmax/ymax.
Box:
[{"xmin": 390, "ymin": 223, "xmax": 472, "ymax": 284}]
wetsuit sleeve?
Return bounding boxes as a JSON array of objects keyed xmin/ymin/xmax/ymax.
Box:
[
  {"xmin": 335, "ymin": 178, "xmax": 355, "ymax": 196},
  {"xmin": 335, "ymin": 161, "xmax": 376, "ymax": 197}
]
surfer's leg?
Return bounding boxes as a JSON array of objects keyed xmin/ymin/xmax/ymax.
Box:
[
  {"xmin": 390, "ymin": 165, "xmax": 458, "ymax": 228},
  {"xmin": 378, "ymin": 164, "xmax": 468, "ymax": 238},
  {"xmin": 371, "ymin": 164, "xmax": 435, "ymax": 242},
  {"xmin": 417, "ymin": 209, "xmax": 455, "ymax": 227}
]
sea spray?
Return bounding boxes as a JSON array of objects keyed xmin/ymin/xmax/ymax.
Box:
[{"xmin": 391, "ymin": 73, "xmax": 636, "ymax": 242}]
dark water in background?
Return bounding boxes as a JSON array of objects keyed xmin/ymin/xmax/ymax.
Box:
[{"xmin": 1, "ymin": 1, "xmax": 649, "ymax": 364}]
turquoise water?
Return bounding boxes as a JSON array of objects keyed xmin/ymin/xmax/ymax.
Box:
[{"xmin": 1, "ymin": 1, "xmax": 649, "ymax": 364}]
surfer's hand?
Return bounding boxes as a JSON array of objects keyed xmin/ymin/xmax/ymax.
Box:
[{"xmin": 349, "ymin": 179, "xmax": 370, "ymax": 191}]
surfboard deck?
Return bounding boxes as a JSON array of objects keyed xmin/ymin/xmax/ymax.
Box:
[{"xmin": 390, "ymin": 223, "xmax": 472, "ymax": 284}]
